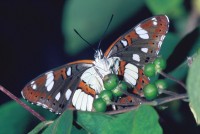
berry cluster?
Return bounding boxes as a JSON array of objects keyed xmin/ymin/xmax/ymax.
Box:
[
  {"xmin": 93, "ymin": 57, "xmax": 168, "ymax": 112},
  {"xmin": 93, "ymin": 74, "xmax": 128, "ymax": 112}
]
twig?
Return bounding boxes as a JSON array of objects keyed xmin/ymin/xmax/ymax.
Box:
[
  {"xmin": 110, "ymin": 102, "xmax": 136, "ymax": 106},
  {"xmin": 159, "ymin": 89, "xmax": 188, "ymax": 102},
  {"xmin": 106, "ymin": 106, "xmax": 139, "ymax": 115},
  {"xmin": 0, "ymin": 85, "xmax": 46, "ymax": 121},
  {"xmin": 160, "ymin": 89, "xmax": 178, "ymax": 96},
  {"xmin": 150, "ymin": 93, "xmax": 188, "ymax": 106},
  {"xmin": 106, "ymin": 93, "xmax": 188, "ymax": 115},
  {"xmin": 159, "ymin": 71, "xmax": 187, "ymax": 90}
]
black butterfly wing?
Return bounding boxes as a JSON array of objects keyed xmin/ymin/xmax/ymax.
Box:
[
  {"xmin": 105, "ymin": 15, "xmax": 169, "ymax": 66},
  {"xmin": 22, "ymin": 60, "xmax": 94, "ymax": 114},
  {"xmin": 104, "ymin": 15, "xmax": 169, "ymax": 98}
]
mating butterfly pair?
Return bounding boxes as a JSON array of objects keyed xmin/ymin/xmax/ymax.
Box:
[{"xmin": 21, "ymin": 15, "xmax": 169, "ymax": 114}]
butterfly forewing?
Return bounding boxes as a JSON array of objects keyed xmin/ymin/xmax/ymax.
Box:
[
  {"xmin": 105, "ymin": 15, "xmax": 169, "ymax": 66},
  {"xmin": 104, "ymin": 15, "xmax": 169, "ymax": 97},
  {"xmin": 22, "ymin": 60, "xmax": 94, "ymax": 114}
]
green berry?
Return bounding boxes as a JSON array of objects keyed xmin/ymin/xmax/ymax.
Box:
[
  {"xmin": 112, "ymin": 81, "xmax": 127, "ymax": 97},
  {"xmin": 154, "ymin": 57, "xmax": 166, "ymax": 72},
  {"xmin": 99, "ymin": 90, "xmax": 113, "ymax": 104},
  {"xmin": 155, "ymin": 79, "xmax": 168, "ymax": 90},
  {"xmin": 144, "ymin": 63, "xmax": 156, "ymax": 77},
  {"xmin": 143, "ymin": 84, "xmax": 158, "ymax": 100},
  {"xmin": 93, "ymin": 98, "xmax": 107, "ymax": 112},
  {"xmin": 103, "ymin": 74, "xmax": 119, "ymax": 90}
]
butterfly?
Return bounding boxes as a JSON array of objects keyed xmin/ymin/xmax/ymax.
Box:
[{"xmin": 21, "ymin": 15, "xmax": 169, "ymax": 114}]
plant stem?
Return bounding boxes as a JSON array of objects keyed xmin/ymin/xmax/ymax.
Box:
[
  {"xmin": 106, "ymin": 93, "xmax": 188, "ymax": 115},
  {"xmin": 159, "ymin": 71, "xmax": 187, "ymax": 90},
  {"xmin": 0, "ymin": 85, "xmax": 46, "ymax": 121},
  {"xmin": 151, "ymin": 93, "xmax": 188, "ymax": 106},
  {"xmin": 110, "ymin": 102, "xmax": 136, "ymax": 106}
]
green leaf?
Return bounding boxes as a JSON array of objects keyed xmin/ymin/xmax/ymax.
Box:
[
  {"xmin": 145, "ymin": 0, "xmax": 185, "ymax": 18},
  {"xmin": 28, "ymin": 121, "xmax": 53, "ymax": 134},
  {"xmin": 76, "ymin": 105, "xmax": 162, "ymax": 134},
  {"xmin": 0, "ymin": 101, "xmax": 32, "ymax": 134},
  {"xmin": 165, "ymin": 27, "xmax": 200, "ymax": 87},
  {"xmin": 187, "ymin": 51, "xmax": 200, "ymax": 124},
  {"xmin": 159, "ymin": 32, "xmax": 180, "ymax": 60},
  {"xmin": 62, "ymin": 0, "xmax": 145, "ymax": 55},
  {"xmin": 42, "ymin": 110, "xmax": 73, "ymax": 134}
]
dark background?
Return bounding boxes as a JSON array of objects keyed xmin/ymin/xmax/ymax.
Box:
[
  {"xmin": 0, "ymin": 0, "xmax": 200, "ymax": 134},
  {"xmin": 0, "ymin": 1, "xmax": 66, "ymax": 103}
]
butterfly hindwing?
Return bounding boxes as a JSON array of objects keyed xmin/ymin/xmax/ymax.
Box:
[
  {"xmin": 22, "ymin": 60, "xmax": 94, "ymax": 114},
  {"xmin": 105, "ymin": 15, "xmax": 169, "ymax": 66},
  {"xmin": 118, "ymin": 60, "xmax": 149, "ymax": 96}
]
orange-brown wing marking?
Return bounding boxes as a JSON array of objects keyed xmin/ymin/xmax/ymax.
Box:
[
  {"xmin": 78, "ymin": 80, "xmax": 96, "ymax": 96},
  {"xmin": 124, "ymin": 30, "xmax": 139, "ymax": 45},
  {"xmin": 133, "ymin": 69, "xmax": 149, "ymax": 96},
  {"xmin": 118, "ymin": 60, "xmax": 126, "ymax": 75},
  {"xmin": 68, "ymin": 60, "xmax": 94, "ymax": 65}
]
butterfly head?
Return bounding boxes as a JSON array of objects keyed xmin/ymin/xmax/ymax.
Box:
[{"xmin": 94, "ymin": 49, "xmax": 103, "ymax": 61}]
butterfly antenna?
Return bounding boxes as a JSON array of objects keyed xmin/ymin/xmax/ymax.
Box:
[
  {"xmin": 97, "ymin": 14, "xmax": 114, "ymax": 49},
  {"xmin": 74, "ymin": 29, "xmax": 96, "ymax": 51}
]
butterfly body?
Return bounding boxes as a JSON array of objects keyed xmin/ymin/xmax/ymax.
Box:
[{"xmin": 22, "ymin": 15, "xmax": 169, "ymax": 114}]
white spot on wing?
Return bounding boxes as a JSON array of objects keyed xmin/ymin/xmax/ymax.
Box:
[
  {"xmin": 47, "ymin": 81, "xmax": 54, "ymax": 91},
  {"xmin": 165, "ymin": 15, "xmax": 169, "ymax": 22},
  {"xmin": 76, "ymin": 91, "xmax": 84, "ymax": 110},
  {"xmin": 87, "ymin": 95, "xmax": 93, "ymax": 111},
  {"xmin": 81, "ymin": 93, "xmax": 88, "ymax": 111},
  {"xmin": 120, "ymin": 40, "xmax": 128, "ymax": 47},
  {"xmin": 152, "ymin": 17, "xmax": 158, "ymax": 26},
  {"xmin": 125, "ymin": 63, "xmax": 138, "ymax": 73},
  {"xmin": 158, "ymin": 41, "xmax": 162, "ymax": 48},
  {"xmin": 37, "ymin": 102, "xmax": 42, "ymax": 106},
  {"xmin": 65, "ymin": 89, "xmax": 72, "ymax": 100},
  {"xmin": 32, "ymin": 84, "xmax": 37, "ymax": 90},
  {"xmin": 132, "ymin": 54, "xmax": 140, "ymax": 62},
  {"xmin": 31, "ymin": 81, "xmax": 35, "ymax": 84},
  {"xmin": 152, "ymin": 17, "xmax": 157, "ymax": 21},
  {"xmin": 135, "ymin": 26, "xmax": 147, "ymax": 34},
  {"xmin": 161, "ymin": 35, "xmax": 165, "ymax": 40},
  {"xmin": 67, "ymin": 67, "xmax": 72, "ymax": 76},
  {"xmin": 141, "ymin": 48, "xmax": 148, "ymax": 53},
  {"xmin": 45, "ymin": 71, "xmax": 54, "ymax": 89},
  {"xmin": 45, "ymin": 76, "xmax": 54, "ymax": 86},
  {"xmin": 30, "ymin": 80, "xmax": 37, "ymax": 90},
  {"xmin": 81, "ymin": 67, "xmax": 103, "ymax": 94},
  {"xmin": 125, "ymin": 69, "xmax": 138, "ymax": 80},
  {"xmin": 21, "ymin": 91, "xmax": 25, "ymax": 99},
  {"xmin": 153, "ymin": 21, "xmax": 157, "ymax": 26},
  {"xmin": 46, "ymin": 71, "xmax": 53, "ymax": 78},
  {"xmin": 42, "ymin": 104, "xmax": 48, "ymax": 109},
  {"xmin": 124, "ymin": 73, "xmax": 136, "ymax": 86},
  {"xmin": 135, "ymin": 25, "xmax": 149, "ymax": 39},
  {"xmin": 140, "ymin": 34, "xmax": 149, "ymax": 39},
  {"xmin": 124, "ymin": 63, "xmax": 139, "ymax": 86},
  {"xmin": 55, "ymin": 92, "xmax": 61, "ymax": 101},
  {"xmin": 72, "ymin": 89, "xmax": 81, "ymax": 106}
]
